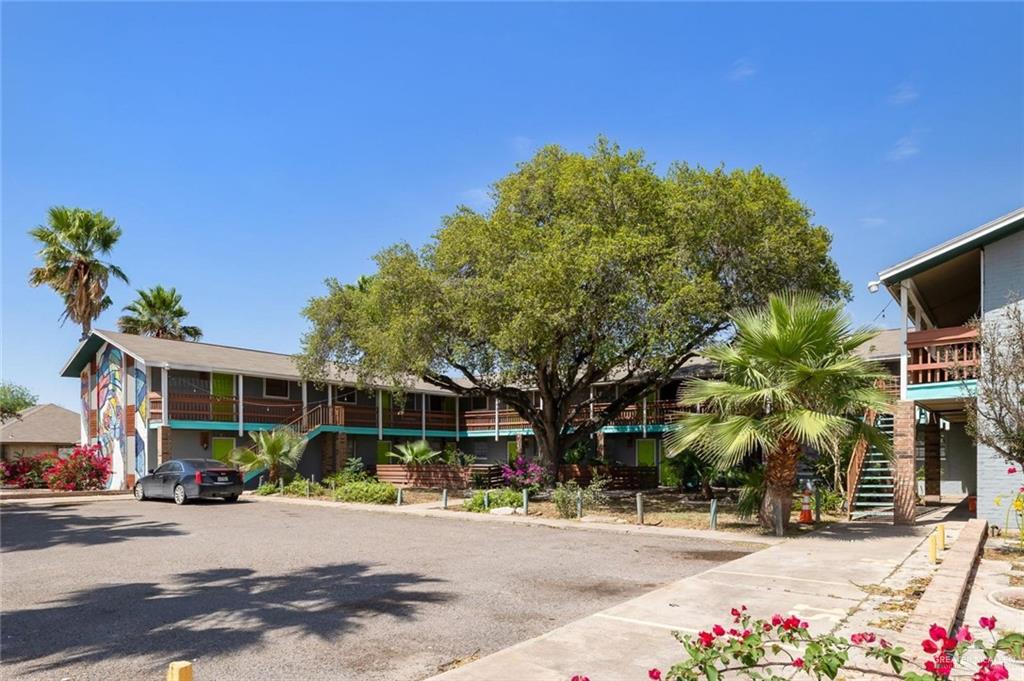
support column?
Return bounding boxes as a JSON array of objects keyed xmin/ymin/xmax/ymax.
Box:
[
  {"xmin": 421, "ymin": 394, "xmax": 426, "ymax": 440},
  {"xmin": 320, "ymin": 432, "xmax": 335, "ymax": 477},
  {"xmin": 892, "ymin": 401, "xmax": 918, "ymax": 525},
  {"xmin": 157, "ymin": 425, "xmax": 173, "ymax": 464},
  {"xmin": 922, "ymin": 421, "xmax": 941, "ymax": 499},
  {"xmin": 237, "ymin": 374, "xmax": 244, "ymax": 436},
  {"xmin": 455, "ymin": 396, "xmax": 460, "ymax": 442},
  {"xmin": 335, "ymin": 432, "xmax": 350, "ymax": 470},
  {"xmin": 899, "ymin": 282, "xmax": 909, "ymax": 401}
]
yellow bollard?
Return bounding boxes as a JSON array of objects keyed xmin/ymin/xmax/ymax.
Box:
[
  {"xmin": 937, "ymin": 523, "xmax": 946, "ymax": 550},
  {"xmin": 167, "ymin": 661, "xmax": 193, "ymax": 681},
  {"xmin": 928, "ymin": 533, "xmax": 938, "ymax": 564}
]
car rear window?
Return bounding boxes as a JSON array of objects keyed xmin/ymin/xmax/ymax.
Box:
[{"xmin": 186, "ymin": 459, "xmax": 233, "ymax": 470}]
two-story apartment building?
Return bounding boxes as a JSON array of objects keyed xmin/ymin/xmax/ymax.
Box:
[
  {"xmin": 60, "ymin": 329, "xmax": 698, "ymax": 490},
  {"xmin": 868, "ymin": 206, "xmax": 1024, "ymax": 527}
]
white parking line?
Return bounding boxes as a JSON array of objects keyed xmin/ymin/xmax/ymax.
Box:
[
  {"xmin": 595, "ymin": 613, "xmax": 699, "ymax": 633},
  {"xmin": 706, "ymin": 570, "xmax": 850, "ymax": 587}
]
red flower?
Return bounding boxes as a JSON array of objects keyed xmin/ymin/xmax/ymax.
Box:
[
  {"xmin": 741, "ymin": 629, "xmax": 751, "ymax": 638},
  {"xmin": 956, "ymin": 626, "xmax": 973, "ymax": 642},
  {"xmin": 929, "ymin": 624, "xmax": 948, "ymax": 641},
  {"xmin": 712, "ymin": 624, "xmax": 726, "ymax": 636},
  {"xmin": 792, "ymin": 658, "xmax": 804, "ymax": 669},
  {"xmin": 762, "ymin": 623, "xmax": 772, "ymax": 632},
  {"xmin": 879, "ymin": 638, "xmax": 891, "ymax": 649},
  {"xmin": 979, "ymin": 616, "xmax": 997, "ymax": 630},
  {"xmin": 922, "ymin": 639, "xmax": 939, "ymax": 654},
  {"xmin": 648, "ymin": 669, "xmax": 662, "ymax": 681},
  {"xmin": 851, "ymin": 634, "xmax": 865, "ymax": 645},
  {"xmin": 771, "ymin": 614, "xmax": 783, "ymax": 626},
  {"xmin": 697, "ymin": 631, "xmax": 716, "ymax": 647},
  {"xmin": 941, "ymin": 636, "xmax": 957, "ymax": 651},
  {"xmin": 1009, "ymin": 467, "xmax": 1018, "ymax": 474},
  {"xmin": 571, "ymin": 676, "xmax": 589, "ymax": 681}
]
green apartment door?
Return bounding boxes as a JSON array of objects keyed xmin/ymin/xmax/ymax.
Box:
[
  {"xmin": 376, "ymin": 440, "xmax": 392, "ymax": 465},
  {"xmin": 211, "ymin": 437, "xmax": 234, "ymax": 463},
  {"xmin": 636, "ymin": 438, "xmax": 657, "ymax": 468},
  {"xmin": 211, "ymin": 373, "xmax": 235, "ymax": 421}
]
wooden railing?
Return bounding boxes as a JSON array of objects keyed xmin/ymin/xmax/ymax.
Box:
[
  {"xmin": 463, "ymin": 400, "xmax": 678, "ymax": 432},
  {"xmin": 845, "ymin": 406, "xmax": 877, "ymax": 519},
  {"xmin": 557, "ymin": 464, "xmax": 659, "ymax": 490},
  {"xmin": 906, "ymin": 326, "xmax": 980, "ymax": 385}
]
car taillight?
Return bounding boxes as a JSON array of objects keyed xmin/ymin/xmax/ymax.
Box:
[{"xmin": 195, "ymin": 470, "xmax": 203, "ymax": 484}]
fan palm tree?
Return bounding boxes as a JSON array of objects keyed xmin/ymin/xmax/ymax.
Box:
[
  {"xmin": 118, "ymin": 285, "xmax": 203, "ymax": 341},
  {"xmin": 665, "ymin": 293, "xmax": 892, "ymax": 530},
  {"xmin": 388, "ymin": 440, "xmax": 440, "ymax": 465},
  {"xmin": 28, "ymin": 207, "xmax": 129, "ymax": 339},
  {"xmin": 220, "ymin": 429, "xmax": 307, "ymax": 483}
]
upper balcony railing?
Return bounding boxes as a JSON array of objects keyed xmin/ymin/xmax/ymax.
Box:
[
  {"xmin": 160, "ymin": 393, "xmax": 460, "ymax": 430},
  {"xmin": 906, "ymin": 325, "xmax": 980, "ymax": 386},
  {"xmin": 463, "ymin": 400, "xmax": 679, "ymax": 433}
]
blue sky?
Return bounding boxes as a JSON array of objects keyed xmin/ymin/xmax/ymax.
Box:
[{"xmin": 3, "ymin": 2, "xmax": 1022, "ymax": 409}]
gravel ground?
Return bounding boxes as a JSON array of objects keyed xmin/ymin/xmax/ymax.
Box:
[{"xmin": 0, "ymin": 497, "xmax": 754, "ymax": 681}]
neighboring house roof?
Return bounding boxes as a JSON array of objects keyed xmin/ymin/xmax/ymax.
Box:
[
  {"xmin": 1, "ymin": 404, "xmax": 80, "ymax": 445},
  {"xmin": 878, "ymin": 206, "xmax": 1024, "ymax": 284},
  {"xmin": 854, "ymin": 328, "xmax": 901, "ymax": 361}
]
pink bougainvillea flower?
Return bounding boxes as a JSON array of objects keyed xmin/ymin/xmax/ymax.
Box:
[
  {"xmin": 712, "ymin": 624, "xmax": 726, "ymax": 636},
  {"xmin": 879, "ymin": 638, "xmax": 891, "ymax": 649},
  {"xmin": 570, "ymin": 676, "xmax": 589, "ymax": 681},
  {"xmin": 922, "ymin": 639, "xmax": 939, "ymax": 653},
  {"xmin": 955, "ymin": 625, "xmax": 973, "ymax": 642},
  {"xmin": 648, "ymin": 669, "xmax": 662, "ymax": 680},
  {"xmin": 929, "ymin": 624, "xmax": 947, "ymax": 641},
  {"xmin": 771, "ymin": 614, "xmax": 783, "ymax": 626},
  {"xmin": 792, "ymin": 658, "xmax": 805, "ymax": 668},
  {"xmin": 741, "ymin": 629, "xmax": 751, "ymax": 638},
  {"xmin": 979, "ymin": 616, "xmax": 997, "ymax": 630},
  {"xmin": 851, "ymin": 633, "xmax": 865, "ymax": 645},
  {"xmin": 762, "ymin": 623, "xmax": 772, "ymax": 632},
  {"xmin": 1008, "ymin": 467, "xmax": 1018, "ymax": 474},
  {"xmin": 697, "ymin": 631, "xmax": 716, "ymax": 647}
]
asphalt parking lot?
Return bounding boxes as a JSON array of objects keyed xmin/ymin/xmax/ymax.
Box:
[{"xmin": 0, "ymin": 497, "xmax": 755, "ymax": 680}]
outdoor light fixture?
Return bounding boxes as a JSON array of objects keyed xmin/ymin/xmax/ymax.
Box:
[{"xmin": 867, "ymin": 280, "xmax": 881, "ymax": 293}]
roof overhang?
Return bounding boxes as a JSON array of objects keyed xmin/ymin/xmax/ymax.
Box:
[
  {"xmin": 878, "ymin": 206, "xmax": 1024, "ymax": 285},
  {"xmin": 60, "ymin": 333, "xmax": 107, "ymax": 378}
]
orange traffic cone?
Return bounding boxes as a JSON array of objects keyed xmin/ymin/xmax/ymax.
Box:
[{"xmin": 799, "ymin": 488, "xmax": 813, "ymax": 524}]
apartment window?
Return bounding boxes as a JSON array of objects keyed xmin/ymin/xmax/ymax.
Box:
[
  {"xmin": 335, "ymin": 387, "xmax": 357, "ymax": 404},
  {"xmin": 468, "ymin": 395, "xmax": 488, "ymax": 411},
  {"xmin": 263, "ymin": 378, "xmax": 290, "ymax": 399}
]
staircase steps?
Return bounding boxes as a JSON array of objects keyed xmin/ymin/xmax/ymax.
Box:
[{"xmin": 851, "ymin": 413, "xmax": 895, "ymax": 520}]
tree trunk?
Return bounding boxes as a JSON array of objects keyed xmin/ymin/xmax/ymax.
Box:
[
  {"xmin": 536, "ymin": 427, "xmax": 563, "ymax": 479},
  {"xmin": 759, "ymin": 438, "xmax": 802, "ymax": 531},
  {"xmin": 81, "ymin": 317, "xmax": 91, "ymax": 341},
  {"xmin": 701, "ymin": 475, "xmax": 713, "ymax": 500},
  {"xmin": 269, "ymin": 463, "xmax": 279, "ymax": 484}
]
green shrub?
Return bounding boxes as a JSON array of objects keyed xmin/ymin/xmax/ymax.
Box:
[
  {"xmin": 322, "ymin": 467, "xmax": 371, "ymax": 487},
  {"xmin": 808, "ymin": 486, "xmax": 844, "ymax": 514},
  {"xmin": 332, "ymin": 480, "xmax": 398, "ymax": 504},
  {"xmin": 281, "ymin": 476, "xmax": 325, "ymax": 497},
  {"xmin": 462, "ymin": 486, "xmax": 523, "ymax": 512},
  {"xmin": 552, "ymin": 475, "xmax": 608, "ymax": 518},
  {"xmin": 254, "ymin": 482, "xmax": 278, "ymax": 496}
]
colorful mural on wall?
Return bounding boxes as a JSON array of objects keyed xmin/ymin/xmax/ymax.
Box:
[
  {"xmin": 134, "ymin": 366, "xmax": 148, "ymax": 478},
  {"xmin": 80, "ymin": 369, "xmax": 90, "ymax": 444},
  {"xmin": 97, "ymin": 345, "xmax": 126, "ymax": 489}
]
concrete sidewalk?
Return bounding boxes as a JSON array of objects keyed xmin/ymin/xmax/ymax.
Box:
[{"xmin": 430, "ymin": 516, "xmax": 954, "ymax": 681}]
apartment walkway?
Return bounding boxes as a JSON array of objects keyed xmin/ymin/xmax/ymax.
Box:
[{"xmin": 431, "ymin": 509, "xmax": 961, "ymax": 680}]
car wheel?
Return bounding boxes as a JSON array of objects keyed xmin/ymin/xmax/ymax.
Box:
[
  {"xmin": 134, "ymin": 483, "xmax": 146, "ymax": 501},
  {"xmin": 225, "ymin": 494, "xmax": 239, "ymax": 503},
  {"xmin": 173, "ymin": 484, "xmax": 187, "ymax": 505}
]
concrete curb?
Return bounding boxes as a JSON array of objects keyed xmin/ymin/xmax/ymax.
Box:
[
  {"xmin": 247, "ymin": 493, "xmax": 781, "ymax": 546},
  {"xmin": 901, "ymin": 518, "xmax": 987, "ymax": 649}
]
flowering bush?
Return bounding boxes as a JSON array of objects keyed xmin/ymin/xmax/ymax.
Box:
[
  {"xmin": 0, "ymin": 452, "xmax": 59, "ymax": 488},
  {"xmin": 501, "ymin": 456, "xmax": 547, "ymax": 492},
  {"xmin": 42, "ymin": 445, "xmax": 111, "ymax": 491},
  {"xmin": 643, "ymin": 608, "xmax": 1022, "ymax": 681}
]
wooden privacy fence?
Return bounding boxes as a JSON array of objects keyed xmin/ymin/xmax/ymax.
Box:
[
  {"xmin": 557, "ymin": 465, "xmax": 659, "ymax": 490},
  {"xmin": 374, "ymin": 464, "xmax": 503, "ymax": 489}
]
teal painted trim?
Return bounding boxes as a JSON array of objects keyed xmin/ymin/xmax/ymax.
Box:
[
  {"xmin": 907, "ymin": 380, "xmax": 977, "ymax": 401},
  {"xmin": 244, "ymin": 469, "xmax": 265, "ymax": 484},
  {"xmin": 312, "ymin": 425, "xmax": 463, "ymax": 439},
  {"xmin": 600, "ymin": 424, "xmax": 670, "ymax": 434},
  {"xmin": 167, "ymin": 420, "xmax": 282, "ymax": 432},
  {"xmin": 463, "ymin": 428, "xmax": 532, "ymax": 438}
]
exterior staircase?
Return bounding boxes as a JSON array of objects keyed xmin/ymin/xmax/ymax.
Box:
[{"xmin": 848, "ymin": 412, "xmax": 895, "ymax": 520}]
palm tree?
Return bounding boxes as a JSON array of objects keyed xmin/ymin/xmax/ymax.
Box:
[
  {"xmin": 220, "ymin": 429, "xmax": 307, "ymax": 483},
  {"xmin": 665, "ymin": 293, "xmax": 892, "ymax": 530},
  {"xmin": 28, "ymin": 207, "xmax": 129, "ymax": 339},
  {"xmin": 388, "ymin": 440, "xmax": 440, "ymax": 465},
  {"xmin": 118, "ymin": 285, "xmax": 203, "ymax": 341}
]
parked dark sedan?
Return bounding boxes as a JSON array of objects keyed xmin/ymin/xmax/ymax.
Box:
[{"xmin": 134, "ymin": 459, "xmax": 243, "ymax": 505}]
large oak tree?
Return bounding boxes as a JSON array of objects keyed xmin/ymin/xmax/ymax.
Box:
[{"xmin": 298, "ymin": 139, "xmax": 849, "ymax": 468}]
